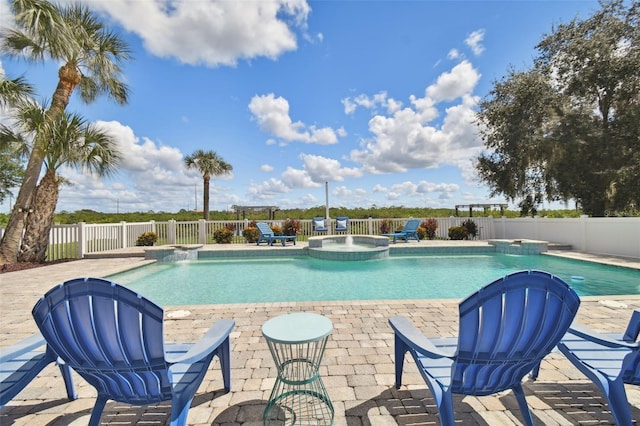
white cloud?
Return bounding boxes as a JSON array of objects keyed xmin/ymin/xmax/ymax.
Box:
[
  {"xmin": 55, "ymin": 120, "xmax": 237, "ymax": 212},
  {"xmin": 349, "ymin": 61, "xmax": 482, "ymax": 175},
  {"xmin": 83, "ymin": 0, "xmax": 311, "ymax": 67},
  {"xmin": 281, "ymin": 167, "xmax": 320, "ymax": 189},
  {"xmin": 426, "ymin": 60, "xmax": 480, "ymax": 102},
  {"xmin": 246, "ymin": 178, "xmax": 292, "ymax": 202},
  {"xmin": 465, "ymin": 29, "xmax": 486, "ymax": 56},
  {"xmin": 261, "ymin": 164, "xmax": 274, "ymax": 172},
  {"xmin": 341, "ymin": 91, "xmax": 403, "ymax": 116},
  {"xmin": 249, "ymin": 93, "xmax": 343, "ymax": 145},
  {"xmin": 300, "ymin": 154, "xmax": 362, "ymax": 182},
  {"xmin": 448, "ymin": 49, "xmax": 462, "ymax": 60}
]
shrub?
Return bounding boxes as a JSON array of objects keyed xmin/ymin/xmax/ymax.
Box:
[
  {"xmin": 242, "ymin": 227, "xmax": 260, "ymax": 243},
  {"xmin": 270, "ymin": 225, "xmax": 283, "ymax": 235},
  {"xmin": 213, "ymin": 228, "xmax": 234, "ymax": 244},
  {"xmin": 282, "ymin": 219, "xmax": 300, "ymax": 236},
  {"xmin": 461, "ymin": 219, "xmax": 477, "ymax": 239},
  {"xmin": 421, "ymin": 218, "xmax": 438, "ymax": 240},
  {"xmin": 448, "ymin": 226, "xmax": 468, "ymax": 240},
  {"xmin": 224, "ymin": 223, "xmax": 236, "ymax": 231},
  {"xmin": 417, "ymin": 226, "xmax": 427, "ymax": 240},
  {"xmin": 136, "ymin": 231, "xmax": 158, "ymax": 246},
  {"xmin": 379, "ymin": 219, "xmax": 391, "ymax": 234}
]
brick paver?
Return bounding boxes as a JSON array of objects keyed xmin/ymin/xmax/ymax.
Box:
[{"xmin": 1, "ymin": 247, "xmax": 639, "ymax": 425}]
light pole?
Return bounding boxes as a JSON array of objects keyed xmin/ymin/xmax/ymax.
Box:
[{"xmin": 325, "ymin": 181, "xmax": 329, "ymax": 219}]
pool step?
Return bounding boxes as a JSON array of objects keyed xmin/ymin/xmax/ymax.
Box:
[{"xmin": 548, "ymin": 243, "xmax": 573, "ymax": 250}]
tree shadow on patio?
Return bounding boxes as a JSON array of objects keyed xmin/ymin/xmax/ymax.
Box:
[{"xmin": 344, "ymin": 387, "xmax": 492, "ymax": 426}]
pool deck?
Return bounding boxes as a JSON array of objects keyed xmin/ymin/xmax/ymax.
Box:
[{"xmin": 1, "ymin": 241, "xmax": 639, "ymax": 425}]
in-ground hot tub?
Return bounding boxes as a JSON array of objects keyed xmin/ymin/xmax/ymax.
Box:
[{"xmin": 308, "ymin": 235, "xmax": 390, "ymax": 261}]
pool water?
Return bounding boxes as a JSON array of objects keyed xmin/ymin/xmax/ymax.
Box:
[{"xmin": 109, "ymin": 254, "xmax": 640, "ymax": 306}]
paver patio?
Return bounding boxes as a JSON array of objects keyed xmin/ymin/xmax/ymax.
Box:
[{"xmin": 1, "ymin": 243, "xmax": 639, "ymax": 425}]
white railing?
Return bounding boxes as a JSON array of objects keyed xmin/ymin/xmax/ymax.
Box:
[{"xmin": 0, "ymin": 216, "xmax": 638, "ymax": 260}]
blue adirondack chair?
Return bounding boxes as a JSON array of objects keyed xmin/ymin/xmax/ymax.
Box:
[
  {"xmin": 382, "ymin": 219, "xmax": 421, "ymax": 243},
  {"xmin": 335, "ymin": 216, "xmax": 349, "ymax": 233},
  {"xmin": 557, "ymin": 309, "xmax": 640, "ymax": 425},
  {"xmin": 389, "ymin": 270, "xmax": 580, "ymax": 426},
  {"xmin": 256, "ymin": 222, "xmax": 296, "ymax": 246},
  {"xmin": 1, "ymin": 332, "xmax": 76, "ymax": 407},
  {"xmin": 32, "ymin": 278, "xmax": 235, "ymax": 426},
  {"xmin": 312, "ymin": 217, "xmax": 328, "ymax": 233}
]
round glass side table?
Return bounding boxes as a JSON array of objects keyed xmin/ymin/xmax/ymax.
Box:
[{"xmin": 262, "ymin": 312, "xmax": 334, "ymax": 425}]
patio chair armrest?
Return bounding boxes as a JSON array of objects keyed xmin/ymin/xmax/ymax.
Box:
[
  {"xmin": 567, "ymin": 323, "xmax": 638, "ymax": 350},
  {"xmin": 389, "ymin": 316, "xmax": 456, "ymax": 358},
  {"xmin": 622, "ymin": 309, "xmax": 640, "ymax": 342},
  {"xmin": 0, "ymin": 333, "xmax": 46, "ymax": 363},
  {"xmin": 166, "ymin": 319, "xmax": 235, "ymax": 364}
]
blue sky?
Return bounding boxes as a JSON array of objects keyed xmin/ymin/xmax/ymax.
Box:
[{"xmin": 0, "ymin": 0, "xmax": 601, "ymax": 214}]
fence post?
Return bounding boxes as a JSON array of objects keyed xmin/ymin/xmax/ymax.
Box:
[
  {"xmin": 77, "ymin": 222, "xmax": 86, "ymax": 259},
  {"xmin": 580, "ymin": 215, "xmax": 588, "ymax": 252},
  {"xmin": 168, "ymin": 220, "xmax": 176, "ymax": 244},
  {"xmin": 199, "ymin": 219, "xmax": 207, "ymax": 244},
  {"xmin": 120, "ymin": 221, "xmax": 127, "ymax": 248}
]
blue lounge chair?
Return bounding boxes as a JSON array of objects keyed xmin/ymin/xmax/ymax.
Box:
[
  {"xmin": 312, "ymin": 217, "xmax": 328, "ymax": 233},
  {"xmin": 382, "ymin": 219, "xmax": 420, "ymax": 243},
  {"xmin": 1, "ymin": 332, "xmax": 76, "ymax": 407},
  {"xmin": 557, "ymin": 309, "xmax": 640, "ymax": 425},
  {"xmin": 335, "ymin": 216, "xmax": 349, "ymax": 233},
  {"xmin": 32, "ymin": 278, "xmax": 235, "ymax": 426},
  {"xmin": 256, "ymin": 222, "xmax": 296, "ymax": 246},
  {"xmin": 389, "ymin": 270, "xmax": 580, "ymax": 426}
]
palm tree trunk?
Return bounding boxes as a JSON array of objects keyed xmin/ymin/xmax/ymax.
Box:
[
  {"xmin": 0, "ymin": 64, "xmax": 80, "ymax": 264},
  {"xmin": 18, "ymin": 169, "xmax": 59, "ymax": 263},
  {"xmin": 0, "ymin": 145, "xmax": 43, "ymax": 264},
  {"xmin": 203, "ymin": 176, "xmax": 210, "ymax": 220}
]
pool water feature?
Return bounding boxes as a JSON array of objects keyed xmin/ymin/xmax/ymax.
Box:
[
  {"xmin": 109, "ymin": 253, "xmax": 640, "ymax": 306},
  {"xmin": 308, "ymin": 234, "xmax": 389, "ymax": 261}
]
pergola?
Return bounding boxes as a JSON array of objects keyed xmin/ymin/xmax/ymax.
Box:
[
  {"xmin": 454, "ymin": 203, "xmax": 508, "ymax": 217},
  {"xmin": 231, "ymin": 205, "xmax": 280, "ymax": 220}
]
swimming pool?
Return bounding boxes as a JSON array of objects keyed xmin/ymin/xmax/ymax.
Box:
[{"xmin": 108, "ymin": 253, "xmax": 640, "ymax": 305}]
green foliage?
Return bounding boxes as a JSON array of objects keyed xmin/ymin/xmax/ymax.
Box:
[
  {"xmin": 135, "ymin": 231, "xmax": 157, "ymax": 246},
  {"xmin": 448, "ymin": 226, "xmax": 468, "ymax": 240},
  {"xmin": 0, "ymin": 141, "xmax": 25, "ymax": 204},
  {"xmin": 213, "ymin": 228, "xmax": 233, "ymax": 244},
  {"xmin": 421, "ymin": 219, "xmax": 438, "ymax": 240},
  {"xmin": 184, "ymin": 149, "xmax": 232, "ymax": 220},
  {"xmin": 282, "ymin": 219, "xmax": 300, "ymax": 236},
  {"xmin": 461, "ymin": 219, "xmax": 477, "ymax": 239},
  {"xmin": 38, "ymin": 206, "xmax": 629, "ymax": 227},
  {"xmin": 476, "ymin": 0, "xmax": 640, "ymax": 217},
  {"xmin": 242, "ymin": 227, "xmax": 259, "ymax": 243}
]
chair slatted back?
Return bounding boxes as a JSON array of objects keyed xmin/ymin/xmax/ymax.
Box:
[
  {"xmin": 32, "ymin": 278, "xmax": 171, "ymax": 403},
  {"xmin": 453, "ymin": 270, "xmax": 580, "ymax": 396},
  {"xmin": 257, "ymin": 222, "xmax": 274, "ymax": 237},
  {"xmin": 402, "ymin": 219, "xmax": 420, "ymax": 233}
]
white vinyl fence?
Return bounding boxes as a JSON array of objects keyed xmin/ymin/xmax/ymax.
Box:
[
  {"xmin": 493, "ymin": 216, "xmax": 640, "ymax": 259},
  {"xmin": 1, "ymin": 216, "xmax": 638, "ymax": 260}
]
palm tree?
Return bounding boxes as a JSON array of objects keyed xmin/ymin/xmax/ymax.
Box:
[
  {"xmin": 0, "ymin": 0, "xmax": 131, "ymax": 264},
  {"xmin": 184, "ymin": 149, "xmax": 232, "ymax": 220},
  {"xmin": 1, "ymin": 101, "xmax": 121, "ymax": 263},
  {"xmin": 0, "ymin": 76, "xmax": 35, "ymax": 203}
]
